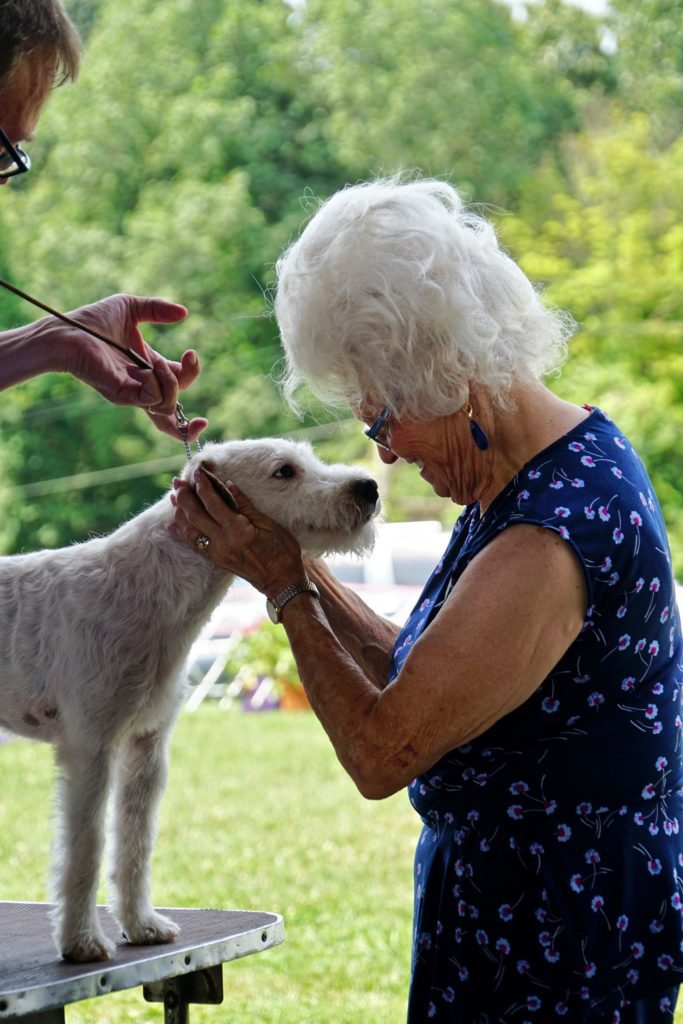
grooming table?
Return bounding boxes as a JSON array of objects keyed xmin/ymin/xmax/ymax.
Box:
[{"xmin": 0, "ymin": 902, "xmax": 284, "ymax": 1022}]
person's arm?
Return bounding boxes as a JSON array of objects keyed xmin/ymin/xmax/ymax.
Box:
[
  {"xmin": 303, "ymin": 556, "xmax": 400, "ymax": 689},
  {"xmin": 284, "ymin": 526, "xmax": 587, "ymax": 799},
  {"xmin": 0, "ymin": 294, "xmax": 207, "ymax": 440},
  {"xmin": 172, "ymin": 469, "xmax": 587, "ymax": 800}
]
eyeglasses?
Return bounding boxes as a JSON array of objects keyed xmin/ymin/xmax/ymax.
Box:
[
  {"xmin": 364, "ymin": 406, "xmax": 392, "ymax": 451},
  {"xmin": 0, "ymin": 128, "xmax": 31, "ymax": 178}
]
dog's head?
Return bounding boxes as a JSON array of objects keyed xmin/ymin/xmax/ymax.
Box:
[{"xmin": 183, "ymin": 438, "xmax": 380, "ymax": 557}]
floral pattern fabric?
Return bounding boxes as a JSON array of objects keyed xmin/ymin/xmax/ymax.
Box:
[{"xmin": 390, "ymin": 408, "xmax": 683, "ymax": 1022}]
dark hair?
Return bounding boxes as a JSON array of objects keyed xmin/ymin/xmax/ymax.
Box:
[{"xmin": 0, "ymin": 0, "xmax": 81, "ymax": 89}]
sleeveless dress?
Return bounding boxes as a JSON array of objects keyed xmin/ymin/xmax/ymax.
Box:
[{"xmin": 390, "ymin": 407, "xmax": 683, "ymax": 1022}]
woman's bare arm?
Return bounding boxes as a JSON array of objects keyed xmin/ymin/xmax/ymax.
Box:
[
  {"xmin": 172, "ymin": 472, "xmax": 587, "ymax": 802},
  {"xmin": 281, "ymin": 524, "xmax": 587, "ymax": 799},
  {"xmin": 303, "ymin": 557, "xmax": 400, "ymax": 689}
]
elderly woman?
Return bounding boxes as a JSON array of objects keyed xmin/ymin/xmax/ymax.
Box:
[
  {"xmin": 172, "ymin": 179, "xmax": 682, "ymax": 1023},
  {"xmin": 0, "ymin": 0, "xmax": 204, "ymax": 439}
]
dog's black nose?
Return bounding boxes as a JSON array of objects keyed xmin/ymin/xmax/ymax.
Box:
[{"xmin": 352, "ymin": 478, "xmax": 380, "ymax": 507}]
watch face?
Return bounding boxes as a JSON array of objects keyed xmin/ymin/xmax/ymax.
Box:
[{"xmin": 266, "ymin": 599, "xmax": 280, "ymax": 625}]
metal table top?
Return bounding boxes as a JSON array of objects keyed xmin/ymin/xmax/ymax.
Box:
[{"xmin": 0, "ymin": 902, "xmax": 284, "ymax": 1019}]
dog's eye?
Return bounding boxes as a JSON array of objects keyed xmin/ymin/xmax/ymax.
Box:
[{"xmin": 273, "ymin": 464, "xmax": 296, "ymax": 479}]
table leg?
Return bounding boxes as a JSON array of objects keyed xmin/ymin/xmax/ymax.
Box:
[{"xmin": 143, "ymin": 965, "xmax": 224, "ymax": 1024}]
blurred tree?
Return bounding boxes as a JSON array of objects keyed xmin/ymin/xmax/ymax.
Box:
[
  {"xmin": 0, "ymin": 0, "xmax": 335, "ymax": 551},
  {"xmin": 0, "ymin": 0, "xmax": 680, "ymax": 561},
  {"xmin": 608, "ymin": 0, "xmax": 683, "ymax": 143},
  {"xmin": 63, "ymin": 0, "xmax": 104, "ymax": 41},
  {"xmin": 522, "ymin": 0, "xmax": 617, "ymax": 96},
  {"xmin": 501, "ymin": 110, "xmax": 683, "ymax": 573},
  {"xmin": 301, "ymin": 0, "xmax": 578, "ymax": 203}
]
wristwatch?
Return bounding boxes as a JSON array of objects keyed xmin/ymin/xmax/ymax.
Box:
[{"xmin": 266, "ymin": 579, "xmax": 320, "ymax": 624}]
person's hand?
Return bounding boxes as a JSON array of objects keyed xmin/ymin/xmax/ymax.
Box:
[
  {"xmin": 171, "ymin": 464, "xmax": 306, "ymax": 597},
  {"xmin": 55, "ymin": 294, "xmax": 207, "ymax": 441}
]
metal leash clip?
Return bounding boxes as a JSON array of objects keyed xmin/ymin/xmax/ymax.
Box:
[{"xmin": 175, "ymin": 402, "xmax": 202, "ymax": 462}]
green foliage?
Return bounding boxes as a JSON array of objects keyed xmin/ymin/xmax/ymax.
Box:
[
  {"xmin": 608, "ymin": 0, "xmax": 683, "ymax": 143},
  {"xmin": 0, "ymin": 0, "xmax": 680, "ymax": 568},
  {"xmin": 523, "ymin": 0, "xmax": 617, "ymax": 96},
  {"xmin": 301, "ymin": 0, "xmax": 578, "ymax": 203},
  {"xmin": 0, "ymin": 708, "xmax": 417, "ymax": 1023},
  {"xmin": 225, "ymin": 620, "xmax": 300, "ymax": 692},
  {"xmin": 501, "ymin": 109, "xmax": 683, "ymax": 573}
]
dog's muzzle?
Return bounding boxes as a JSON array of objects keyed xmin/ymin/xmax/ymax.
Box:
[
  {"xmin": 352, "ymin": 475, "xmax": 378, "ymax": 516},
  {"xmin": 352, "ymin": 478, "xmax": 380, "ymax": 513}
]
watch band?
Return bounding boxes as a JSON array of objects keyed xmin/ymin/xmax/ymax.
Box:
[{"xmin": 266, "ymin": 579, "xmax": 320, "ymax": 624}]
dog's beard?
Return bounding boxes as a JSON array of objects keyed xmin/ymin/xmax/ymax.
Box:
[{"xmin": 297, "ymin": 520, "xmax": 378, "ymax": 559}]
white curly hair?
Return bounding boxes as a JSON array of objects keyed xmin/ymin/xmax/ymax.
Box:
[{"xmin": 274, "ymin": 177, "xmax": 574, "ymax": 421}]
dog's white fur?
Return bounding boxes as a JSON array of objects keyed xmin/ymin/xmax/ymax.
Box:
[{"xmin": 0, "ymin": 439, "xmax": 379, "ymax": 962}]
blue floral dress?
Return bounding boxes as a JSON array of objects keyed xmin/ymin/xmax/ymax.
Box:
[{"xmin": 391, "ymin": 408, "xmax": 683, "ymax": 1022}]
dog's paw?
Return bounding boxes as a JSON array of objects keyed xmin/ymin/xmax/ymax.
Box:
[
  {"xmin": 61, "ymin": 930, "xmax": 116, "ymax": 963},
  {"xmin": 122, "ymin": 910, "xmax": 180, "ymax": 946}
]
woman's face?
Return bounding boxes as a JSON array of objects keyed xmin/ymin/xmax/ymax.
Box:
[{"xmin": 361, "ymin": 403, "xmax": 479, "ymax": 505}]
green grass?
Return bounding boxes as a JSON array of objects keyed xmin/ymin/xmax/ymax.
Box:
[
  {"xmin": 0, "ymin": 706, "xmax": 417, "ymax": 1023},
  {"xmin": 2, "ymin": 708, "xmax": 680, "ymax": 1023}
]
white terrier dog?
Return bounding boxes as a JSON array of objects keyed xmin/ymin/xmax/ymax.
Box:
[{"xmin": 0, "ymin": 439, "xmax": 379, "ymax": 962}]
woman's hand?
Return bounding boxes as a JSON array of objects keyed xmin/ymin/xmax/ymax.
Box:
[
  {"xmin": 171, "ymin": 464, "xmax": 306, "ymax": 598},
  {"xmin": 55, "ymin": 294, "xmax": 207, "ymax": 441}
]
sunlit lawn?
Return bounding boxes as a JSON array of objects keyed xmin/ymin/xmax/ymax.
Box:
[
  {"xmin": 1, "ymin": 706, "xmax": 680, "ymax": 1022},
  {"xmin": 0, "ymin": 705, "xmax": 417, "ymax": 1023}
]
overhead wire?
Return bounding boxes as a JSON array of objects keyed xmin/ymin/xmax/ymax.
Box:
[{"xmin": 11, "ymin": 415, "xmax": 360, "ymax": 498}]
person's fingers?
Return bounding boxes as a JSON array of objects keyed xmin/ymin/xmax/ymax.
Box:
[
  {"xmin": 192, "ymin": 469, "xmax": 249, "ymax": 525},
  {"xmin": 123, "ymin": 298, "xmax": 191, "ymax": 409},
  {"xmin": 177, "ymin": 472, "xmax": 264, "ymax": 557},
  {"xmin": 133, "ymin": 297, "xmax": 189, "ymax": 326},
  {"xmin": 170, "ymin": 501, "xmax": 190, "ymax": 530},
  {"xmin": 173, "ymin": 484, "xmax": 224, "ymax": 537},
  {"xmin": 134, "ymin": 350, "xmax": 200, "ymax": 412},
  {"xmin": 176, "ymin": 350, "xmax": 201, "ymax": 389},
  {"xmin": 143, "ymin": 352, "xmax": 179, "ymax": 413},
  {"xmin": 128, "ymin": 366, "xmax": 164, "ymax": 408},
  {"xmin": 193, "ymin": 470, "xmax": 268, "ymax": 527},
  {"xmin": 171, "ymin": 504, "xmax": 213, "ymax": 556},
  {"xmin": 145, "ymin": 410, "xmax": 208, "ymax": 441},
  {"xmin": 195, "ymin": 467, "xmax": 240, "ymax": 511},
  {"xmin": 185, "ymin": 416, "xmax": 208, "ymax": 442}
]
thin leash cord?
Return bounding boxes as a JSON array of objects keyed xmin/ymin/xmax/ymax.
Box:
[{"xmin": 0, "ymin": 276, "xmax": 201, "ymax": 460}]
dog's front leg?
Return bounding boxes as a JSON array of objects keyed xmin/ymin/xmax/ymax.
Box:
[
  {"xmin": 52, "ymin": 744, "xmax": 116, "ymax": 962},
  {"xmin": 109, "ymin": 728, "xmax": 179, "ymax": 946}
]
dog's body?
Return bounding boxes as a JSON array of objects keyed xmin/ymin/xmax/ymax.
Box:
[{"xmin": 0, "ymin": 439, "xmax": 379, "ymax": 962}]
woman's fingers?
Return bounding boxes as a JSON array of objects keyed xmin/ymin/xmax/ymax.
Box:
[
  {"xmin": 172, "ymin": 472, "xmax": 257, "ymax": 556},
  {"xmin": 170, "ymin": 465, "xmax": 306, "ymax": 593},
  {"xmin": 172, "ymin": 483, "xmax": 221, "ymax": 538},
  {"xmin": 193, "ymin": 469, "xmax": 272, "ymax": 532},
  {"xmin": 194, "ymin": 466, "xmax": 240, "ymax": 513}
]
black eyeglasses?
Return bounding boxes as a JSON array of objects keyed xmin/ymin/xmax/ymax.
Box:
[
  {"xmin": 0, "ymin": 128, "xmax": 31, "ymax": 178},
  {"xmin": 364, "ymin": 406, "xmax": 392, "ymax": 451}
]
